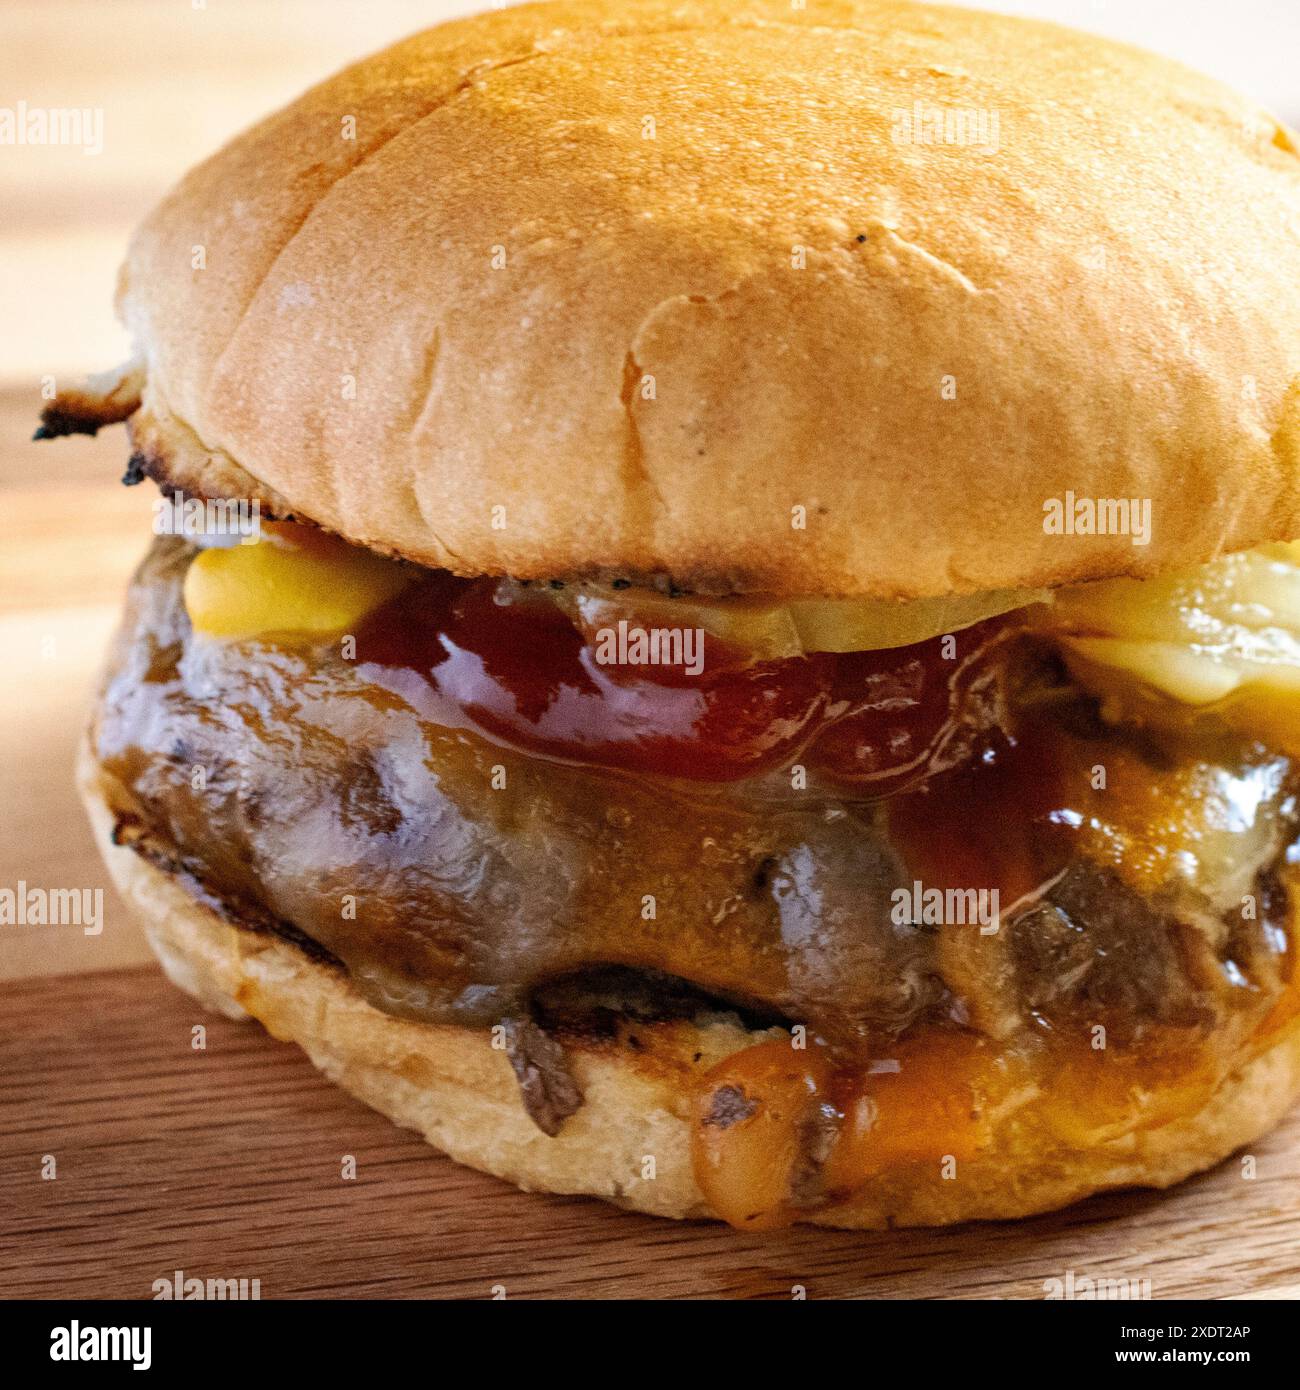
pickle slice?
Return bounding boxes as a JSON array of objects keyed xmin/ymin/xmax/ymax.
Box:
[{"xmin": 548, "ymin": 583, "xmax": 1047, "ymax": 658}]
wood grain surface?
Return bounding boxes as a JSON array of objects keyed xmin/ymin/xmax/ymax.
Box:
[
  {"xmin": 4, "ymin": 0, "xmax": 1300, "ymax": 1303},
  {"xmin": 0, "ymin": 389, "xmax": 158, "ymax": 981},
  {"xmin": 3, "ymin": 967, "xmax": 1300, "ymax": 1301}
]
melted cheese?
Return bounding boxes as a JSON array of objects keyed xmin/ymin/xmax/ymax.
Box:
[
  {"xmin": 1040, "ymin": 542, "xmax": 1300, "ymax": 752},
  {"xmin": 183, "ymin": 523, "xmax": 411, "ymax": 639}
]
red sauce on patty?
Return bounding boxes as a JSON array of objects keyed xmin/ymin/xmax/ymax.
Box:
[{"xmin": 355, "ymin": 572, "xmax": 1010, "ymax": 789}]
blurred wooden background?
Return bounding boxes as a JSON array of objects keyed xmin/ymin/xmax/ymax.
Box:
[
  {"xmin": 1, "ymin": 0, "xmax": 1298, "ymax": 1300},
  {"xmin": 1, "ymin": 0, "xmax": 475, "ymax": 979}
]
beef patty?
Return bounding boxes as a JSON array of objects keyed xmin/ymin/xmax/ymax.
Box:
[{"xmin": 93, "ymin": 538, "xmax": 1298, "ymax": 1062}]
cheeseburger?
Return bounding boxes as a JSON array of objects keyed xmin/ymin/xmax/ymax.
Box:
[{"xmin": 43, "ymin": 0, "xmax": 1300, "ymax": 1229}]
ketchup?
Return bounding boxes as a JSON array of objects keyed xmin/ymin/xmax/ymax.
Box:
[{"xmin": 356, "ymin": 575, "xmax": 1011, "ymax": 787}]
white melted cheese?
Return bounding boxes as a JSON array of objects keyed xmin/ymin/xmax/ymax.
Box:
[{"xmin": 1040, "ymin": 541, "xmax": 1300, "ymax": 754}]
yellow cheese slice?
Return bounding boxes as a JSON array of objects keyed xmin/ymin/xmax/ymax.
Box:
[{"xmin": 183, "ymin": 523, "xmax": 411, "ymax": 639}]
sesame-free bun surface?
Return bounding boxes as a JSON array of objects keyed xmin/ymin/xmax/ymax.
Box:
[
  {"xmin": 81, "ymin": 740, "xmax": 1300, "ymax": 1229},
  {"xmin": 117, "ymin": 0, "xmax": 1300, "ymax": 597}
]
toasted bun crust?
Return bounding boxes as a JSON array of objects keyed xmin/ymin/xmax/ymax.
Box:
[
  {"xmin": 81, "ymin": 740, "xmax": 1300, "ymax": 1228},
  {"xmin": 116, "ymin": 0, "xmax": 1300, "ymax": 598}
]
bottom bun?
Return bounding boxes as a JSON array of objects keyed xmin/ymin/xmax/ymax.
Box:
[{"xmin": 81, "ymin": 741, "xmax": 1300, "ymax": 1229}]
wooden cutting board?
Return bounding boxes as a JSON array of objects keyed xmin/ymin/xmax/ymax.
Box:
[
  {"xmin": 3, "ymin": 967, "xmax": 1300, "ymax": 1300},
  {"xmin": 3, "ymin": 394, "xmax": 1300, "ymax": 1301}
]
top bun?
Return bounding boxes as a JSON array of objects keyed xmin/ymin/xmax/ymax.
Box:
[{"xmin": 119, "ymin": 0, "xmax": 1300, "ymax": 598}]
